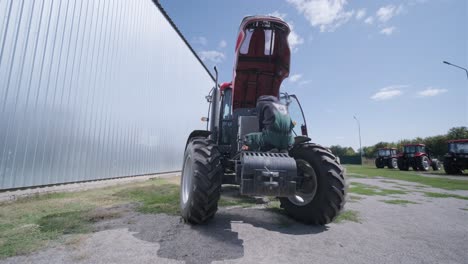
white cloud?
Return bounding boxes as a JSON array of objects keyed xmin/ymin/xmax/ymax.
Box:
[
  {"xmin": 380, "ymin": 26, "xmax": 396, "ymax": 35},
  {"xmin": 376, "ymin": 5, "xmax": 402, "ymax": 23},
  {"xmin": 198, "ymin": 50, "xmax": 225, "ymax": 63},
  {"xmin": 364, "ymin": 16, "xmax": 374, "ymax": 25},
  {"xmin": 192, "ymin": 36, "xmax": 208, "ymax": 46},
  {"xmin": 269, "ymin": 11, "xmax": 304, "ymax": 51},
  {"xmin": 299, "ymin": 80, "xmax": 312, "ymax": 86},
  {"xmin": 356, "ymin": 9, "xmax": 366, "ymax": 20},
  {"xmin": 289, "ymin": 74, "xmax": 303, "ymax": 82},
  {"xmin": 288, "ymin": 30, "xmax": 305, "ymax": 51},
  {"xmin": 218, "ymin": 40, "xmax": 227, "ymax": 49},
  {"xmin": 270, "ymin": 11, "xmax": 287, "ymax": 20},
  {"xmin": 286, "ymin": 0, "xmax": 354, "ymax": 32},
  {"xmin": 417, "ymin": 87, "xmax": 448, "ymax": 97},
  {"xmin": 371, "ymin": 85, "xmax": 407, "ymax": 101}
]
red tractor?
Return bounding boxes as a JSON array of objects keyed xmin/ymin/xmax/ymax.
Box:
[
  {"xmin": 444, "ymin": 139, "xmax": 468, "ymax": 174},
  {"xmin": 375, "ymin": 148, "xmax": 398, "ymax": 169},
  {"xmin": 180, "ymin": 16, "xmax": 346, "ymax": 225},
  {"xmin": 397, "ymin": 144, "xmax": 440, "ymax": 171}
]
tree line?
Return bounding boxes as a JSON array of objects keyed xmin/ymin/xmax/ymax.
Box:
[{"xmin": 329, "ymin": 126, "xmax": 468, "ymax": 159}]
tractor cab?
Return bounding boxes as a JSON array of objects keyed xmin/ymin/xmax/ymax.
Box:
[
  {"xmin": 402, "ymin": 144, "xmax": 425, "ymax": 156},
  {"xmin": 375, "ymin": 148, "xmax": 398, "ymax": 169},
  {"xmin": 377, "ymin": 148, "xmax": 397, "ymax": 157},
  {"xmin": 397, "ymin": 144, "xmax": 440, "ymax": 171},
  {"xmin": 444, "ymin": 139, "xmax": 468, "ymax": 174},
  {"xmin": 447, "ymin": 139, "xmax": 468, "ymax": 154}
]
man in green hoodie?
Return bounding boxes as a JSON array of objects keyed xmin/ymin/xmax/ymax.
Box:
[{"xmin": 243, "ymin": 95, "xmax": 294, "ymax": 152}]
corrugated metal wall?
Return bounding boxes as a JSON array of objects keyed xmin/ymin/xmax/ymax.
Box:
[{"xmin": 0, "ymin": 0, "xmax": 214, "ymax": 189}]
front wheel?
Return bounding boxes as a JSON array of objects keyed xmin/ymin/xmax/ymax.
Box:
[
  {"xmin": 431, "ymin": 159, "xmax": 440, "ymax": 171},
  {"xmin": 180, "ymin": 138, "xmax": 222, "ymax": 224},
  {"xmin": 417, "ymin": 156, "xmax": 430, "ymax": 171},
  {"xmin": 388, "ymin": 158, "xmax": 398, "ymax": 169},
  {"xmin": 398, "ymin": 158, "xmax": 409, "ymax": 171},
  {"xmin": 280, "ymin": 143, "xmax": 346, "ymax": 225}
]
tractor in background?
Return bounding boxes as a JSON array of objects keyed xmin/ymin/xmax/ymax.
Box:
[
  {"xmin": 375, "ymin": 148, "xmax": 398, "ymax": 169},
  {"xmin": 180, "ymin": 16, "xmax": 346, "ymax": 225},
  {"xmin": 397, "ymin": 144, "xmax": 440, "ymax": 171},
  {"xmin": 444, "ymin": 139, "xmax": 468, "ymax": 174}
]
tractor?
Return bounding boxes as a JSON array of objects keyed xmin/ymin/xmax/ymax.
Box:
[
  {"xmin": 375, "ymin": 148, "xmax": 398, "ymax": 169},
  {"xmin": 180, "ymin": 16, "xmax": 346, "ymax": 225},
  {"xmin": 444, "ymin": 139, "xmax": 468, "ymax": 174},
  {"xmin": 397, "ymin": 144, "xmax": 440, "ymax": 171}
]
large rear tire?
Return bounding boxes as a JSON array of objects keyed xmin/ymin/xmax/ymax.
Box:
[
  {"xmin": 397, "ymin": 158, "xmax": 409, "ymax": 171},
  {"xmin": 443, "ymin": 159, "xmax": 461, "ymax": 175},
  {"xmin": 280, "ymin": 143, "xmax": 346, "ymax": 225},
  {"xmin": 180, "ymin": 138, "xmax": 222, "ymax": 224},
  {"xmin": 375, "ymin": 158, "xmax": 385, "ymax": 169}
]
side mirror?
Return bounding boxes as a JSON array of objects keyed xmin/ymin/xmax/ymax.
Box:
[{"xmin": 301, "ymin": 124, "xmax": 308, "ymax": 136}]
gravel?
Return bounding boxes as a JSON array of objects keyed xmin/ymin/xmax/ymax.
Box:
[{"xmin": 2, "ymin": 177, "xmax": 468, "ymax": 264}]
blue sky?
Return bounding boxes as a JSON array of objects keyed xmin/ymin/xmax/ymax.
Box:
[{"xmin": 159, "ymin": 0, "xmax": 467, "ymax": 150}]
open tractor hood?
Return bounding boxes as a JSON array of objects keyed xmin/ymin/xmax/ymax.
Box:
[{"xmin": 232, "ymin": 16, "xmax": 291, "ymax": 109}]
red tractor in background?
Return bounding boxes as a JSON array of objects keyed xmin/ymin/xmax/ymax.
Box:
[
  {"xmin": 180, "ymin": 16, "xmax": 346, "ymax": 225},
  {"xmin": 375, "ymin": 148, "xmax": 398, "ymax": 169},
  {"xmin": 397, "ymin": 144, "xmax": 440, "ymax": 171},
  {"xmin": 444, "ymin": 139, "xmax": 468, "ymax": 174}
]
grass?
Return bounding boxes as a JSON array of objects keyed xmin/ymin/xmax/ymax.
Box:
[
  {"xmin": 334, "ymin": 210, "xmax": 360, "ymax": 223},
  {"xmin": 115, "ymin": 183, "xmax": 180, "ymax": 214},
  {"xmin": 0, "ymin": 178, "xmax": 178, "ymax": 259},
  {"xmin": 422, "ymin": 192, "xmax": 468, "ymax": 200},
  {"xmin": 0, "ymin": 177, "xmax": 266, "ymax": 259},
  {"xmin": 218, "ymin": 186, "xmax": 259, "ymax": 208},
  {"xmin": 348, "ymin": 195, "xmax": 363, "ymax": 202},
  {"xmin": 349, "ymin": 182, "xmax": 407, "ymax": 196},
  {"xmin": 347, "ymin": 173, "xmax": 369, "ymax": 179},
  {"xmin": 382, "ymin": 199, "xmax": 419, "ymax": 205},
  {"xmin": 346, "ymin": 165, "xmax": 468, "ymax": 191},
  {"xmin": 218, "ymin": 196, "xmax": 257, "ymax": 207}
]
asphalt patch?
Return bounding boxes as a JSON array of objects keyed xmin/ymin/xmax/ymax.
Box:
[{"xmin": 92, "ymin": 204, "xmax": 326, "ymax": 264}]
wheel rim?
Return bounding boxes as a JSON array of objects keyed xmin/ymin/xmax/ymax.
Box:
[
  {"xmin": 392, "ymin": 159, "xmax": 397, "ymax": 168},
  {"xmin": 288, "ymin": 159, "xmax": 317, "ymax": 206},
  {"xmin": 422, "ymin": 157, "xmax": 429, "ymax": 170},
  {"xmin": 181, "ymin": 156, "xmax": 193, "ymax": 205}
]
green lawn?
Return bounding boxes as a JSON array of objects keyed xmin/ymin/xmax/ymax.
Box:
[
  {"xmin": 346, "ymin": 165, "xmax": 468, "ymax": 190},
  {"xmin": 382, "ymin": 199, "xmax": 419, "ymax": 205},
  {"xmin": 350, "ymin": 182, "xmax": 407, "ymax": 196},
  {"xmin": 0, "ymin": 177, "xmax": 260, "ymax": 259}
]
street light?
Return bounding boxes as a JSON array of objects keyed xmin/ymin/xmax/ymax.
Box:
[
  {"xmin": 443, "ymin": 61, "xmax": 468, "ymax": 80},
  {"xmin": 353, "ymin": 115, "xmax": 363, "ymax": 166}
]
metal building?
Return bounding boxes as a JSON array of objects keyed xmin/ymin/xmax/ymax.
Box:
[{"xmin": 0, "ymin": 0, "xmax": 214, "ymax": 189}]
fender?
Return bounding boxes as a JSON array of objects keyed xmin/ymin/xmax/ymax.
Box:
[
  {"xmin": 185, "ymin": 130, "xmax": 212, "ymax": 149},
  {"xmin": 293, "ymin": 136, "xmax": 311, "ymax": 146},
  {"xmin": 414, "ymin": 152, "xmax": 424, "ymax": 157}
]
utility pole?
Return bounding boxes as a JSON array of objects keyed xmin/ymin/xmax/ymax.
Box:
[
  {"xmin": 443, "ymin": 61, "xmax": 468, "ymax": 80},
  {"xmin": 353, "ymin": 115, "xmax": 363, "ymax": 166}
]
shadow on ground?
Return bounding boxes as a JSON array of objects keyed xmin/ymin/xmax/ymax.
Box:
[{"xmin": 94, "ymin": 201, "xmax": 327, "ymax": 264}]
